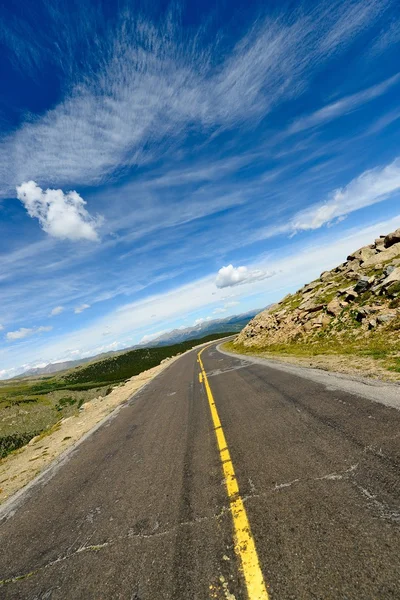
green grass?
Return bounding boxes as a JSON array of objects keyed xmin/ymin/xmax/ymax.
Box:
[
  {"xmin": 60, "ymin": 333, "xmax": 231, "ymax": 386},
  {"xmin": 0, "ymin": 332, "xmax": 233, "ymax": 459},
  {"xmin": 224, "ymin": 321, "xmax": 400, "ymax": 375}
]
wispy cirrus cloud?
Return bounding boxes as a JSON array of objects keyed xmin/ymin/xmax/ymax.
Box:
[
  {"xmin": 290, "ymin": 157, "xmax": 400, "ymax": 231},
  {"xmin": 289, "ymin": 73, "xmax": 400, "ymax": 134},
  {"xmin": 74, "ymin": 303, "xmax": 91, "ymax": 314},
  {"xmin": 0, "ymin": 0, "xmax": 391, "ymax": 196}
]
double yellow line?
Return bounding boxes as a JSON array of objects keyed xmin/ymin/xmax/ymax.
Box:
[{"xmin": 198, "ymin": 347, "xmax": 269, "ymax": 600}]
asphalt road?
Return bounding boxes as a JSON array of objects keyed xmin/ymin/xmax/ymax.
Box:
[{"xmin": 1, "ymin": 342, "xmax": 399, "ymax": 599}]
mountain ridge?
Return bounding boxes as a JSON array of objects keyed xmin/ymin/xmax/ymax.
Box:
[{"xmin": 18, "ymin": 310, "xmax": 260, "ymax": 379}]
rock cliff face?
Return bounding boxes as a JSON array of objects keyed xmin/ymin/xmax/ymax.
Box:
[{"xmin": 237, "ymin": 228, "xmax": 400, "ymax": 348}]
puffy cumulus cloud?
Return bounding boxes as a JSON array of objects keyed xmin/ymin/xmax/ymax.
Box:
[
  {"xmin": 215, "ymin": 265, "xmax": 274, "ymax": 288},
  {"xmin": 6, "ymin": 325, "xmax": 53, "ymax": 341},
  {"xmin": 74, "ymin": 303, "xmax": 91, "ymax": 314},
  {"xmin": 16, "ymin": 181, "xmax": 101, "ymax": 242},
  {"xmin": 291, "ymin": 158, "xmax": 400, "ymax": 232},
  {"xmin": 50, "ymin": 306, "xmax": 64, "ymax": 316}
]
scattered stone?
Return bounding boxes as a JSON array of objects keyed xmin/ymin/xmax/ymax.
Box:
[
  {"xmin": 384, "ymin": 265, "xmax": 395, "ymax": 276},
  {"xmin": 356, "ymin": 308, "xmax": 369, "ymax": 322},
  {"xmin": 345, "ymin": 290, "xmax": 358, "ymax": 302},
  {"xmin": 236, "ymin": 226, "xmax": 400, "ymax": 349},
  {"xmin": 377, "ymin": 313, "xmax": 396, "ymax": 325}
]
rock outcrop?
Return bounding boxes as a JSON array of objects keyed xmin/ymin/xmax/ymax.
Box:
[{"xmin": 237, "ymin": 228, "xmax": 400, "ymax": 348}]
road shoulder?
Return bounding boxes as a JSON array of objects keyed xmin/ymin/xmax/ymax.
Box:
[
  {"xmin": 0, "ymin": 356, "xmax": 181, "ymax": 513},
  {"xmin": 217, "ymin": 343, "xmax": 400, "ymax": 411}
]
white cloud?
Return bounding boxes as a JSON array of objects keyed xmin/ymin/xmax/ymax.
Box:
[
  {"xmin": 2, "ymin": 212, "xmax": 400, "ymax": 374},
  {"xmin": 0, "ymin": 324, "xmax": 3, "ymax": 331},
  {"xmin": 289, "ymin": 73, "xmax": 400, "ymax": 134},
  {"xmin": 212, "ymin": 300, "xmax": 240, "ymax": 314},
  {"xmin": 74, "ymin": 303, "xmax": 91, "ymax": 314},
  {"xmin": 6, "ymin": 325, "xmax": 53, "ymax": 341},
  {"xmin": 50, "ymin": 306, "xmax": 64, "ymax": 316},
  {"xmin": 215, "ymin": 265, "xmax": 274, "ymax": 288},
  {"xmin": 0, "ymin": 1, "xmax": 386, "ymax": 195},
  {"xmin": 291, "ymin": 157, "xmax": 400, "ymax": 231},
  {"xmin": 16, "ymin": 181, "xmax": 101, "ymax": 241},
  {"xmin": 194, "ymin": 317, "xmax": 213, "ymax": 326},
  {"xmin": 139, "ymin": 330, "xmax": 168, "ymax": 344}
]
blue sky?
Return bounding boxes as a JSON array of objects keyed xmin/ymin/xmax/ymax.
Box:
[{"xmin": 1, "ymin": 0, "xmax": 400, "ymax": 377}]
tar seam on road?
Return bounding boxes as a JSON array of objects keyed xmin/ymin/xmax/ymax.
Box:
[{"xmin": 198, "ymin": 347, "xmax": 269, "ymax": 600}]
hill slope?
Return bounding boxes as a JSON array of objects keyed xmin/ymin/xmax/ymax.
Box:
[{"xmin": 235, "ymin": 228, "xmax": 400, "ymax": 375}]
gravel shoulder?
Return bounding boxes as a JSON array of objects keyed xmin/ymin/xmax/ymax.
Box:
[{"xmin": 218, "ymin": 344, "xmax": 400, "ymax": 410}]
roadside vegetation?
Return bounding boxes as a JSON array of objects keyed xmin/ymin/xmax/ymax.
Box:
[
  {"xmin": 225, "ymin": 321, "xmax": 400, "ymax": 376},
  {"xmin": 0, "ymin": 333, "xmax": 231, "ymax": 459}
]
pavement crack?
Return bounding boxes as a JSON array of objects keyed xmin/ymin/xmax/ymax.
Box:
[
  {"xmin": 241, "ymin": 464, "xmax": 359, "ymax": 503},
  {"xmin": 0, "ymin": 543, "xmax": 109, "ymax": 587},
  {"xmin": 353, "ymin": 483, "xmax": 400, "ymax": 523},
  {"xmin": 0, "ymin": 508, "xmax": 232, "ymax": 587}
]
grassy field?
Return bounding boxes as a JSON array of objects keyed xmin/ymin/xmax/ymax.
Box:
[{"xmin": 0, "ymin": 332, "xmax": 231, "ymax": 459}]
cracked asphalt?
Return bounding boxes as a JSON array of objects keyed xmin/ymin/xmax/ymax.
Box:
[{"xmin": 1, "ymin": 342, "xmax": 400, "ymax": 599}]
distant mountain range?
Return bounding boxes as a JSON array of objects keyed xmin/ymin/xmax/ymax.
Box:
[
  {"xmin": 18, "ymin": 309, "xmax": 261, "ymax": 378},
  {"xmin": 145, "ymin": 310, "xmax": 260, "ymax": 346}
]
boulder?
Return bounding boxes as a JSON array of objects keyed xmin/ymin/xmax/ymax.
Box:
[
  {"xmin": 302, "ymin": 281, "xmax": 320, "ymax": 294},
  {"xmin": 327, "ymin": 298, "xmax": 342, "ymax": 316},
  {"xmin": 347, "ymin": 245, "xmax": 374, "ymax": 261},
  {"xmin": 374, "ymin": 238, "xmax": 386, "ymax": 251},
  {"xmin": 320, "ymin": 271, "xmax": 331, "ymax": 281},
  {"xmin": 354, "ymin": 276, "xmax": 372, "ymax": 293},
  {"xmin": 363, "ymin": 242, "xmax": 400, "ymax": 267},
  {"xmin": 381, "ymin": 266, "xmax": 400, "ymax": 286},
  {"xmin": 383, "ymin": 228, "xmax": 400, "ymax": 249}
]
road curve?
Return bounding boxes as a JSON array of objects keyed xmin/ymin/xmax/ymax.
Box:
[{"xmin": 1, "ymin": 342, "xmax": 399, "ymax": 599}]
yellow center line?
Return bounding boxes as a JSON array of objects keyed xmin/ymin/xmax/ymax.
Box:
[{"xmin": 198, "ymin": 347, "xmax": 269, "ymax": 600}]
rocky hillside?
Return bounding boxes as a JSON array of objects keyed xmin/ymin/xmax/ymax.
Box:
[{"xmin": 237, "ymin": 228, "xmax": 400, "ymax": 350}]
